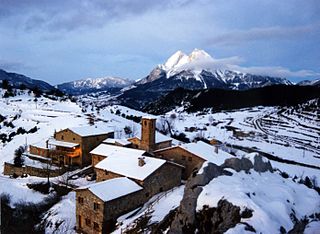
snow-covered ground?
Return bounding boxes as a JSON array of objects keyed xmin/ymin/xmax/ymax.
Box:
[
  {"xmin": 40, "ymin": 192, "xmax": 76, "ymax": 234},
  {"xmin": 1, "ymin": 89, "xmax": 319, "ymax": 233},
  {"xmin": 197, "ymin": 169, "xmax": 320, "ymax": 233},
  {"xmin": 113, "ymin": 185, "xmax": 185, "ymax": 233},
  {"xmin": 163, "ymin": 105, "xmax": 320, "ymax": 179}
]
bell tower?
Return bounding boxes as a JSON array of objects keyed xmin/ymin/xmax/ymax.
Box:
[{"xmin": 140, "ymin": 116, "xmax": 156, "ymax": 152}]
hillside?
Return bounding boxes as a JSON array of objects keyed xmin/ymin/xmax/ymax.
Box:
[
  {"xmin": 143, "ymin": 85, "xmax": 320, "ymax": 114},
  {"xmin": 0, "ymin": 69, "xmax": 55, "ymax": 91}
]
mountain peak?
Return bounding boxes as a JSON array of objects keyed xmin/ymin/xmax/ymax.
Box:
[
  {"xmin": 189, "ymin": 48, "xmax": 211, "ymax": 61},
  {"xmin": 164, "ymin": 50, "xmax": 188, "ymax": 70},
  {"xmin": 163, "ymin": 49, "xmax": 213, "ymax": 72}
]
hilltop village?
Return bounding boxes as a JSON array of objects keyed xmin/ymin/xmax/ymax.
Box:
[{"xmin": 4, "ymin": 115, "xmax": 232, "ymax": 233}]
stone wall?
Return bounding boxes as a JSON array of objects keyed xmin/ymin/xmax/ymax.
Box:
[
  {"xmin": 3, "ymin": 162, "xmax": 64, "ymax": 177},
  {"xmin": 91, "ymin": 154, "xmax": 107, "ymax": 166},
  {"xmin": 155, "ymin": 140, "xmax": 172, "ymax": 151},
  {"xmin": 95, "ymin": 168, "xmax": 122, "ymax": 182},
  {"xmin": 154, "ymin": 147, "xmax": 205, "ymax": 179},
  {"xmin": 76, "ymin": 187, "xmax": 145, "ymax": 234},
  {"xmin": 76, "ymin": 189, "xmax": 105, "ymax": 234},
  {"xmin": 29, "ymin": 145, "xmax": 49, "ymax": 157},
  {"xmin": 142, "ymin": 162, "xmax": 182, "ymax": 198}
]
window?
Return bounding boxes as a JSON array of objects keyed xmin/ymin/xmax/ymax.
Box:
[
  {"xmin": 73, "ymin": 137, "xmax": 75, "ymax": 141},
  {"xmin": 78, "ymin": 197, "xmax": 84, "ymax": 204},
  {"xmin": 144, "ymin": 121, "xmax": 147, "ymax": 126},
  {"xmin": 94, "ymin": 202, "xmax": 100, "ymax": 210},
  {"xmin": 78, "ymin": 215, "xmax": 82, "ymax": 228},
  {"xmin": 93, "ymin": 222, "xmax": 99, "ymax": 231},
  {"xmin": 159, "ymin": 187, "xmax": 163, "ymax": 192},
  {"xmin": 145, "ymin": 192, "xmax": 150, "ymax": 197},
  {"xmin": 188, "ymin": 156, "xmax": 192, "ymax": 162},
  {"xmin": 182, "ymin": 155, "xmax": 186, "ymax": 160},
  {"xmin": 85, "ymin": 218, "xmax": 91, "ymax": 226},
  {"xmin": 61, "ymin": 135, "xmax": 64, "ymax": 140},
  {"xmin": 105, "ymin": 170, "xmax": 109, "ymax": 175}
]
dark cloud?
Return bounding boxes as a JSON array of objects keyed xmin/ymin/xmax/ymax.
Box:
[{"xmin": 0, "ymin": 0, "xmax": 196, "ymax": 32}]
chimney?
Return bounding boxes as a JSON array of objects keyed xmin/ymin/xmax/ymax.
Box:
[
  {"xmin": 214, "ymin": 145, "xmax": 219, "ymax": 154},
  {"xmin": 138, "ymin": 157, "xmax": 146, "ymax": 167}
]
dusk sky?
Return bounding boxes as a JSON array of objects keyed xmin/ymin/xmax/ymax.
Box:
[{"xmin": 0, "ymin": 0, "xmax": 319, "ymax": 85}]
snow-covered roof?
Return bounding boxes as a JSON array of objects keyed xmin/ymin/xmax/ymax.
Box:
[
  {"xmin": 68, "ymin": 125, "xmax": 113, "ymax": 137},
  {"xmin": 91, "ymin": 144, "xmax": 146, "ymax": 157},
  {"xmin": 79, "ymin": 177, "xmax": 143, "ymax": 202},
  {"xmin": 31, "ymin": 140, "xmax": 48, "ymax": 149},
  {"xmin": 48, "ymin": 138, "xmax": 79, "ymax": 148},
  {"xmin": 179, "ymin": 141, "xmax": 232, "ymax": 164},
  {"xmin": 103, "ymin": 138, "xmax": 131, "ymax": 146},
  {"xmin": 92, "ymin": 144, "xmax": 166, "ymax": 181},
  {"xmin": 142, "ymin": 116, "xmax": 157, "ymax": 120}
]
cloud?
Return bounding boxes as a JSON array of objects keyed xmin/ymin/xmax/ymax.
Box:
[
  {"xmin": 175, "ymin": 54, "xmax": 319, "ymax": 78},
  {"xmin": 0, "ymin": 59, "xmax": 30, "ymax": 71},
  {"xmin": 0, "ymin": 0, "xmax": 196, "ymax": 32},
  {"xmin": 207, "ymin": 23, "xmax": 320, "ymax": 46},
  {"xmin": 228, "ymin": 65, "xmax": 320, "ymax": 78}
]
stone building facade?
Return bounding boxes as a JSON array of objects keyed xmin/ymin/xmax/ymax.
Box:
[
  {"xmin": 76, "ymin": 178, "xmax": 144, "ymax": 234},
  {"xmin": 154, "ymin": 146, "xmax": 205, "ymax": 179},
  {"xmin": 28, "ymin": 126, "xmax": 114, "ymax": 168}
]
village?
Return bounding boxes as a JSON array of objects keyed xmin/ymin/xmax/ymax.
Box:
[{"xmin": 3, "ymin": 114, "xmax": 233, "ymax": 234}]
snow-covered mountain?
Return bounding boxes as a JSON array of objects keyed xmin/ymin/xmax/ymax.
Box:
[
  {"xmin": 136, "ymin": 49, "xmax": 292, "ymax": 91},
  {"xmin": 297, "ymin": 79, "xmax": 320, "ymax": 86},
  {"xmin": 0, "ymin": 69, "xmax": 55, "ymax": 91},
  {"xmin": 58, "ymin": 76, "xmax": 133, "ymax": 95}
]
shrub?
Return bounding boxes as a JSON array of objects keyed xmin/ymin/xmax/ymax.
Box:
[
  {"xmin": 28, "ymin": 126, "xmax": 38, "ymax": 133},
  {"xmin": 27, "ymin": 182, "xmax": 51, "ymax": 194},
  {"xmin": 13, "ymin": 146, "xmax": 25, "ymax": 167},
  {"xmin": 172, "ymin": 132, "xmax": 190, "ymax": 143}
]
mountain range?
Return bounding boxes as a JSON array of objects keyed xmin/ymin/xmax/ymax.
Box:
[
  {"xmin": 57, "ymin": 76, "xmax": 132, "ymax": 95},
  {"xmin": 1, "ymin": 49, "xmax": 319, "ymax": 101},
  {"xmin": 117, "ymin": 49, "xmax": 295, "ymax": 109}
]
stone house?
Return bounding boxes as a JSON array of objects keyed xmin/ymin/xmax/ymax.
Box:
[
  {"xmin": 28, "ymin": 126, "xmax": 114, "ymax": 168},
  {"xmin": 76, "ymin": 143, "xmax": 183, "ymax": 233},
  {"xmin": 128, "ymin": 117, "xmax": 172, "ymax": 152},
  {"xmin": 91, "ymin": 144, "xmax": 183, "ymax": 198},
  {"xmin": 76, "ymin": 177, "xmax": 144, "ymax": 234},
  {"xmin": 154, "ymin": 141, "xmax": 232, "ymax": 179}
]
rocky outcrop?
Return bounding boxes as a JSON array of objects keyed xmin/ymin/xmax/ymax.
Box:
[
  {"xmin": 252, "ymin": 154, "xmax": 273, "ymax": 173},
  {"xmin": 169, "ymin": 163, "xmax": 230, "ymax": 234},
  {"xmin": 222, "ymin": 154, "xmax": 273, "ymax": 173},
  {"xmin": 196, "ymin": 200, "xmax": 241, "ymax": 234},
  {"xmin": 169, "ymin": 155, "xmax": 273, "ymax": 233},
  {"xmin": 221, "ymin": 157, "xmax": 253, "ymax": 172}
]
